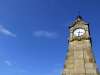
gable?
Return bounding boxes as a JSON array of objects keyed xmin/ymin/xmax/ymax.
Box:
[{"xmin": 68, "ymin": 17, "xmax": 89, "ymax": 31}]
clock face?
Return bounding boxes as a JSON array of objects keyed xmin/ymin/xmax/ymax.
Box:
[{"xmin": 73, "ymin": 28, "xmax": 85, "ymax": 36}]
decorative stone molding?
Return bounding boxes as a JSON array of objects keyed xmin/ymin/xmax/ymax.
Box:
[{"xmin": 68, "ymin": 36, "xmax": 91, "ymax": 42}]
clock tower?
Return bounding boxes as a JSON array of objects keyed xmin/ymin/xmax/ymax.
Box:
[{"xmin": 62, "ymin": 15, "xmax": 99, "ymax": 75}]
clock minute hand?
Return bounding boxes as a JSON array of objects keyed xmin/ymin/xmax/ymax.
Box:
[{"xmin": 77, "ymin": 31, "xmax": 83, "ymax": 36}]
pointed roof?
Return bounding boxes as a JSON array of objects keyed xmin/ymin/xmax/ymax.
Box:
[{"xmin": 69, "ymin": 15, "xmax": 89, "ymax": 28}]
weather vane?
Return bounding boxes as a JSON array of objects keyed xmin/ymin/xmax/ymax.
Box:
[
  {"xmin": 76, "ymin": 11, "xmax": 82, "ymax": 20},
  {"xmin": 78, "ymin": 11, "xmax": 80, "ymax": 15}
]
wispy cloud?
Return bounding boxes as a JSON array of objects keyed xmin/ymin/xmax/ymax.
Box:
[
  {"xmin": 0, "ymin": 25, "xmax": 16, "ymax": 37},
  {"xmin": 5, "ymin": 61, "xmax": 11, "ymax": 65},
  {"xmin": 33, "ymin": 30, "xmax": 58, "ymax": 38},
  {"xmin": 13, "ymin": 62, "xmax": 17, "ymax": 64},
  {"xmin": 53, "ymin": 68, "xmax": 63, "ymax": 74},
  {"xmin": 44, "ymin": 64, "xmax": 63, "ymax": 75},
  {"xmin": 6, "ymin": 67, "xmax": 27, "ymax": 73},
  {"xmin": 56, "ymin": 64, "xmax": 62, "ymax": 66},
  {"xmin": 19, "ymin": 69, "xmax": 27, "ymax": 73},
  {"xmin": 5, "ymin": 61, "xmax": 27, "ymax": 74},
  {"xmin": 52, "ymin": 63, "xmax": 63, "ymax": 75}
]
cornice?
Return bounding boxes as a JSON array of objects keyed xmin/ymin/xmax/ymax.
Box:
[{"xmin": 68, "ymin": 36, "xmax": 91, "ymax": 42}]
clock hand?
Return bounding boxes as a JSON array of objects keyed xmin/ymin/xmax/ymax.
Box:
[
  {"xmin": 77, "ymin": 31, "xmax": 80, "ymax": 36},
  {"xmin": 77, "ymin": 31, "xmax": 83, "ymax": 36}
]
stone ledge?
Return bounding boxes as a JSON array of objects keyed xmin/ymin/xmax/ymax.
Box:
[{"xmin": 68, "ymin": 36, "xmax": 91, "ymax": 42}]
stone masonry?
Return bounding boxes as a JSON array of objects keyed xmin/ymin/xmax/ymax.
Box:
[{"xmin": 62, "ymin": 16, "xmax": 99, "ymax": 75}]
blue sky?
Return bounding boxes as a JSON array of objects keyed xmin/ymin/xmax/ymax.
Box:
[{"xmin": 0, "ymin": 0, "xmax": 100, "ymax": 75}]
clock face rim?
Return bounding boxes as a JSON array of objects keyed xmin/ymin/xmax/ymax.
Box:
[{"xmin": 73, "ymin": 28, "xmax": 85, "ymax": 36}]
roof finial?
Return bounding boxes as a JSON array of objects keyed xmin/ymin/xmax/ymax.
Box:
[
  {"xmin": 78, "ymin": 11, "xmax": 80, "ymax": 15},
  {"xmin": 76, "ymin": 11, "xmax": 83, "ymax": 20}
]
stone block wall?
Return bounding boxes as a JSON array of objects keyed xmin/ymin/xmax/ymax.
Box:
[{"xmin": 62, "ymin": 40, "xmax": 99, "ymax": 75}]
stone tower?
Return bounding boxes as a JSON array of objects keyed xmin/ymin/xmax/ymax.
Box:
[{"xmin": 62, "ymin": 16, "xmax": 99, "ymax": 75}]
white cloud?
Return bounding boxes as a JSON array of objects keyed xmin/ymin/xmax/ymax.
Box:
[
  {"xmin": 0, "ymin": 25, "xmax": 16, "ymax": 37},
  {"xmin": 33, "ymin": 30, "xmax": 58, "ymax": 38},
  {"xmin": 19, "ymin": 69, "xmax": 27, "ymax": 73},
  {"xmin": 5, "ymin": 61, "xmax": 11, "ymax": 65},
  {"xmin": 13, "ymin": 62, "xmax": 16, "ymax": 64},
  {"xmin": 6, "ymin": 68, "xmax": 27, "ymax": 73},
  {"xmin": 52, "ymin": 63, "xmax": 63, "ymax": 75},
  {"xmin": 56, "ymin": 64, "xmax": 62, "ymax": 66},
  {"xmin": 53, "ymin": 68, "xmax": 63, "ymax": 74}
]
